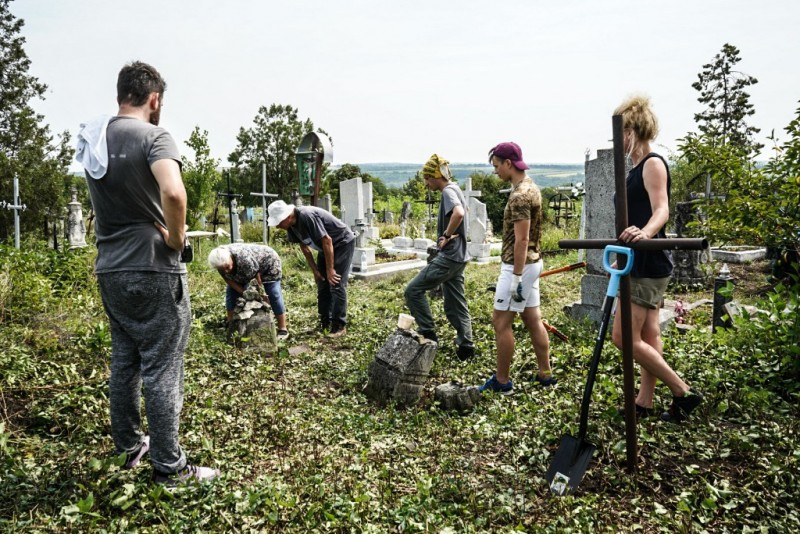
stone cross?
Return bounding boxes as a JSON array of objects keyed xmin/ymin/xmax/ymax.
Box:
[
  {"xmin": 1, "ymin": 176, "xmax": 26, "ymax": 249},
  {"xmin": 250, "ymin": 163, "xmax": 278, "ymax": 244},
  {"xmin": 463, "ymin": 176, "xmax": 482, "ymax": 238}
]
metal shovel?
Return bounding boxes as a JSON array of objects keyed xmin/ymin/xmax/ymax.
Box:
[{"xmin": 545, "ymin": 245, "xmax": 633, "ymax": 496}]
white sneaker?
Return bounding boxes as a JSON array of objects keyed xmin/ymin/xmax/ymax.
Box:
[
  {"xmin": 276, "ymin": 329, "xmax": 289, "ymax": 341},
  {"xmin": 153, "ymin": 464, "xmax": 220, "ymax": 486}
]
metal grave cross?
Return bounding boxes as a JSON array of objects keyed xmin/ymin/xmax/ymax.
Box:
[
  {"xmin": 558, "ymin": 115, "xmax": 707, "ymax": 475},
  {"xmin": 216, "ymin": 169, "xmax": 243, "ymax": 243},
  {"xmin": 415, "ymin": 190, "xmax": 438, "ymax": 222},
  {"xmin": 1, "ymin": 176, "xmax": 27, "ymax": 249},
  {"xmin": 250, "ymin": 163, "xmax": 278, "ymax": 244}
]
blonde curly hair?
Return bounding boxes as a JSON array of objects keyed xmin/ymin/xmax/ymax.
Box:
[{"xmin": 614, "ymin": 94, "xmax": 659, "ymax": 159}]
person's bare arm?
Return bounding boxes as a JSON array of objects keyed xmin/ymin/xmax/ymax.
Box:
[
  {"xmin": 513, "ymin": 218, "xmax": 531, "ymax": 275},
  {"xmin": 151, "ymin": 159, "xmax": 187, "ymax": 251},
  {"xmin": 300, "ymin": 243, "xmax": 323, "ymax": 282},
  {"xmin": 619, "ymin": 157, "xmax": 669, "ymax": 243},
  {"xmin": 321, "ymin": 235, "xmax": 340, "ymax": 285}
]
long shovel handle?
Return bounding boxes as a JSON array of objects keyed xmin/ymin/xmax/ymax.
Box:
[
  {"xmin": 543, "ymin": 320, "xmax": 569, "ymax": 342},
  {"xmin": 540, "ymin": 261, "xmax": 587, "ymax": 278},
  {"xmin": 576, "ymin": 246, "xmax": 633, "ymax": 442}
]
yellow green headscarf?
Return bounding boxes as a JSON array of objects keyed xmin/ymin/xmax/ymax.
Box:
[{"xmin": 421, "ymin": 154, "xmax": 451, "ymax": 181}]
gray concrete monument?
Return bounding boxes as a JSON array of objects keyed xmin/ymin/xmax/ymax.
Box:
[
  {"xmin": 566, "ymin": 148, "xmax": 619, "ymax": 323},
  {"xmin": 66, "ymin": 189, "xmax": 87, "ymax": 249},
  {"xmin": 363, "ymin": 329, "xmax": 438, "ymax": 407},
  {"xmin": 229, "ymin": 287, "xmax": 277, "ymax": 353},
  {"xmin": 467, "ymin": 197, "xmax": 491, "ymax": 261}
]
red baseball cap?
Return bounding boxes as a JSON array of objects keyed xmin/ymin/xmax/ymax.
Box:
[{"xmin": 489, "ymin": 142, "xmax": 529, "ymax": 170}]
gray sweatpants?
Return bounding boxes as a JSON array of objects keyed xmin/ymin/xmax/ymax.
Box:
[
  {"xmin": 97, "ymin": 271, "xmax": 189, "ymax": 474},
  {"xmin": 404, "ymin": 255, "xmax": 473, "ymax": 348}
]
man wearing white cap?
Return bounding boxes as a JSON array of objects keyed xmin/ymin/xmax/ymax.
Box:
[{"xmin": 268, "ymin": 200, "xmax": 355, "ymax": 337}]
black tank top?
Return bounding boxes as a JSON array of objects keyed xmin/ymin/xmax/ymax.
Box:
[{"xmin": 621, "ymin": 153, "xmax": 673, "ymax": 278}]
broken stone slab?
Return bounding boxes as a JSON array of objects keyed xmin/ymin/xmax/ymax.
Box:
[
  {"xmin": 229, "ymin": 289, "xmax": 276, "ymax": 353},
  {"xmin": 434, "ymin": 382, "xmax": 481, "ymax": 413},
  {"xmin": 363, "ymin": 328, "xmax": 438, "ymax": 407}
]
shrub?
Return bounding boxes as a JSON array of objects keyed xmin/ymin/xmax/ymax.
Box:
[{"xmin": 380, "ymin": 224, "xmax": 400, "ymax": 239}]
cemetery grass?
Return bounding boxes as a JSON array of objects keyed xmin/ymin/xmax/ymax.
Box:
[{"xmin": 0, "ymin": 242, "xmax": 798, "ymax": 532}]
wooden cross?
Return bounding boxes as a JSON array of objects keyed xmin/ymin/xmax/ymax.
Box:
[{"xmin": 558, "ymin": 115, "xmax": 707, "ymax": 471}]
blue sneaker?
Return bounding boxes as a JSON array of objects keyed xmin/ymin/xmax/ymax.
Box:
[
  {"xmin": 479, "ymin": 374, "xmax": 514, "ymax": 395},
  {"xmin": 534, "ymin": 374, "xmax": 558, "ymax": 387}
]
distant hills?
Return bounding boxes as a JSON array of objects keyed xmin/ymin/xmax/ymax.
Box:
[{"xmin": 343, "ymin": 162, "xmax": 585, "ymax": 189}]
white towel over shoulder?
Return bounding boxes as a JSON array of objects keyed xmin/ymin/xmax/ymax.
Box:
[{"xmin": 75, "ymin": 115, "xmax": 112, "ymax": 179}]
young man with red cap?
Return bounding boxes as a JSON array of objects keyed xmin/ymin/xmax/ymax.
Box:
[{"xmin": 479, "ymin": 142, "xmax": 555, "ymax": 395}]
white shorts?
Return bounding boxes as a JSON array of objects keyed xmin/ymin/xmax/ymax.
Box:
[{"xmin": 494, "ymin": 261, "xmax": 543, "ymax": 312}]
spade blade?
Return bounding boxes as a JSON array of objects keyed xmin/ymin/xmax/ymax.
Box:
[{"xmin": 545, "ymin": 435, "xmax": 596, "ymax": 496}]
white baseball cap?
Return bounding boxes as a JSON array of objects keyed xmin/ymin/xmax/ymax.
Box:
[{"xmin": 267, "ymin": 200, "xmax": 294, "ymax": 227}]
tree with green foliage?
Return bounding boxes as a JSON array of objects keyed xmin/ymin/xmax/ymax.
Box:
[
  {"xmin": 672, "ymin": 44, "xmax": 761, "ymax": 208},
  {"xmin": 322, "ymin": 163, "xmax": 387, "ymax": 205},
  {"xmin": 690, "ymin": 43, "xmax": 761, "ymax": 157},
  {"xmin": 401, "ymin": 171, "xmax": 427, "ymax": 201},
  {"xmin": 697, "ymin": 103, "xmax": 800, "ymax": 265},
  {"xmin": 181, "ymin": 126, "xmax": 221, "ymax": 227},
  {"xmin": 0, "ymin": 0, "xmax": 73, "ymax": 241},
  {"xmin": 228, "ymin": 104, "xmax": 328, "ymax": 205}
]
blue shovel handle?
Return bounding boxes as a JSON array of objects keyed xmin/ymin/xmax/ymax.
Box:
[{"xmin": 602, "ymin": 245, "xmax": 634, "ymax": 297}]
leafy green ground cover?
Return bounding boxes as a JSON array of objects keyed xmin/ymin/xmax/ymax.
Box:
[{"xmin": 0, "ymin": 240, "xmax": 797, "ymax": 532}]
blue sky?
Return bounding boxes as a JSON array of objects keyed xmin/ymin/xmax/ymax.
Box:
[{"xmin": 12, "ymin": 0, "xmax": 800, "ymax": 169}]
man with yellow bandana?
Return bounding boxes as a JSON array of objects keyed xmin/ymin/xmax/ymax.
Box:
[{"xmin": 404, "ymin": 154, "xmax": 476, "ymax": 361}]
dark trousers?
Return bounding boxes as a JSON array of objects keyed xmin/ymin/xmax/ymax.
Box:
[{"xmin": 316, "ymin": 240, "xmax": 355, "ymax": 328}]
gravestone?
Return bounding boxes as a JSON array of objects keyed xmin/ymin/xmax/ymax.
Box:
[
  {"xmin": 393, "ymin": 220, "xmax": 413, "ymax": 249},
  {"xmin": 341, "ymin": 178, "xmax": 376, "ymax": 269},
  {"xmin": 671, "ymin": 199, "xmax": 709, "ymax": 285},
  {"xmin": 565, "ymin": 148, "xmax": 619, "ymax": 323},
  {"xmin": 400, "ymin": 201, "xmax": 412, "ymax": 223},
  {"xmin": 414, "ymin": 222, "xmax": 434, "ymax": 251},
  {"xmin": 463, "ymin": 176, "xmax": 482, "ymax": 239},
  {"xmin": 362, "ymin": 182, "xmax": 379, "ymax": 240},
  {"xmin": 66, "ymin": 189, "xmax": 87, "ymax": 249},
  {"xmin": 363, "ymin": 329, "xmax": 438, "ymax": 406},
  {"xmin": 467, "ymin": 197, "xmax": 491, "ymax": 260},
  {"xmin": 316, "ymin": 194, "xmax": 332, "ymax": 213},
  {"xmin": 434, "ymin": 382, "xmax": 481, "ymax": 413},
  {"xmin": 340, "ymin": 177, "xmax": 364, "ymax": 229},
  {"xmin": 229, "ymin": 287, "xmax": 277, "ymax": 353}
]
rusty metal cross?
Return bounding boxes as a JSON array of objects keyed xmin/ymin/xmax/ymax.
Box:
[{"xmin": 558, "ymin": 115, "xmax": 707, "ymax": 471}]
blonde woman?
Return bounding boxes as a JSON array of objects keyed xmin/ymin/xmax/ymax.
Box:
[{"xmin": 611, "ymin": 95, "xmax": 702, "ymax": 423}]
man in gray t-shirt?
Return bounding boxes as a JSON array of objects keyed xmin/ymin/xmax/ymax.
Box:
[
  {"xmin": 268, "ymin": 200, "xmax": 355, "ymax": 337},
  {"xmin": 81, "ymin": 61, "xmax": 217, "ymax": 486},
  {"xmin": 404, "ymin": 154, "xmax": 475, "ymax": 361}
]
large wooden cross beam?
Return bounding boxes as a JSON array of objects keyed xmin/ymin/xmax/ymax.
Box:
[{"xmin": 559, "ymin": 115, "xmax": 707, "ymax": 471}]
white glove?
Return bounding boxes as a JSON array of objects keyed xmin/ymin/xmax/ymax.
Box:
[{"xmin": 510, "ymin": 274, "xmax": 525, "ymax": 302}]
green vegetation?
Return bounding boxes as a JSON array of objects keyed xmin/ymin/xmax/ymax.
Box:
[{"xmin": 1, "ymin": 237, "xmax": 797, "ymax": 532}]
